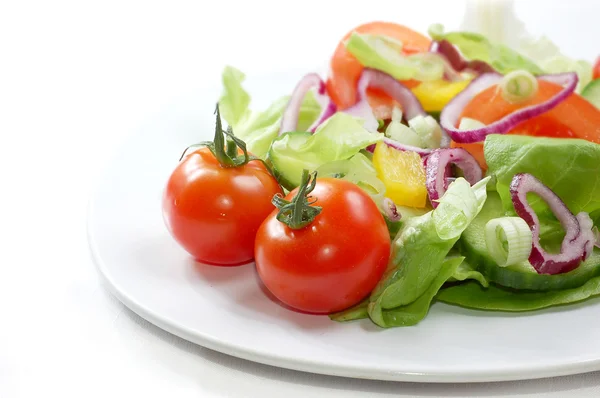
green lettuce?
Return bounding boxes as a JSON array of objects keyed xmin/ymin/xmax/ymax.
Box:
[
  {"xmin": 484, "ymin": 134, "xmax": 600, "ymax": 217},
  {"xmin": 428, "ymin": 25, "xmax": 543, "ymax": 75},
  {"xmin": 268, "ymin": 113, "xmax": 382, "ymax": 188},
  {"xmin": 436, "ymin": 275, "xmax": 600, "ymax": 312},
  {"xmin": 218, "ymin": 66, "xmax": 321, "ymax": 158},
  {"xmin": 345, "ymin": 32, "xmax": 418, "ymax": 80},
  {"xmin": 448, "ymin": 259, "xmax": 489, "ymax": 287},
  {"xmin": 367, "ymin": 177, "xmax": 490, "ymax": 327}
]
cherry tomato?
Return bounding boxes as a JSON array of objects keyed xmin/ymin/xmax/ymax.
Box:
[
  {"xmin": 593, "ymin": 56, "xmax": 600, "ymax": 80},
  {"xmin": 452, "ymin": 79, "xmax": 600, "ymax": 169},
  {"xmin": 326, "ymin": 21, "xmax": 431, "ymax": 117},
  {"xmin": 255, "ymin": 178, "xmax": 390, "ymax": 314},
  {"xmin": 163, "ymin": 147, "xmax": 282, "ymax": 266}
]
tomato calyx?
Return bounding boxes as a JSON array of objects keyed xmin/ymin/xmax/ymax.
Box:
[
  {"xmin": 179, "ymin": 104, "xmax": 253, "ymax": 168},
  {"xmin": 272, "ymin": 170, "xmax": 322, "ymax": 229}
]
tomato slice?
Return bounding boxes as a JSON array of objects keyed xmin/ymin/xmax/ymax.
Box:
[
  {"xmin": 452, "ymin": 80, "xmax": 600, "ymax": 170},
  {"xmin": 325, "ymin": 21, "xmax": 431, "ymax": 113},
  {"xmin": 593, "ymin": 56, "xmax": 600, "ymax": 80}
]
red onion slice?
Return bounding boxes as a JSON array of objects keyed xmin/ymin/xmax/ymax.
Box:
[
  {"xmin": 429, "ymin": 40, "xmax": 496, "ymax": 80},
  {"xmin": 440, "ymin": 72, "xmax": 578, "ymax": 144},
  {"xmin": 344, "ymin": 68, "xmax": 427, "ymax": 132},
  {"xmin": 424, "ymin": 148, "xmax": 483, "ymax": 208},
  {"xmin": 279, "ymin": 73, "xmax": 337, "ymax": 135},
  {"xmin": 510, "ymin": 173, "xmax": 595, "ymax": 275}
]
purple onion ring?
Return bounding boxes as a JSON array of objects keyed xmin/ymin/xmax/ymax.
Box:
[
  {"xmin": 510, "ymin": 173, "xmax": 594, "ymax": 275},
  {"xmin": 279, "ymin": 73, "xmax": 337, "ymax": 135},
  {"xmin": 424, "ymin": 148, "xmax": 483, "ymax": 208},
  {"xmin": 440, "ymin": 72, "xmax": 578, "ymax": 144},
  {"xmin": 429, "ymin": 40, "xmax": 496, "ymax": 81}
]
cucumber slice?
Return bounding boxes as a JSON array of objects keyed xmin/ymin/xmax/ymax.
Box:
[
  {"xmin": 582, "ymin": 78, "xmax": 600, "ymax": 109},
  {"xmin": 459, "ymin": 192, "xmax": 600, "ymax": 291},
  {"xmin": 267, "ymin": 131, "xmax": 319, "ymax": 190}
]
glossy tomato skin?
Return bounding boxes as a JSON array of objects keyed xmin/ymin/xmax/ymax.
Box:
[
  {"xmin": 593, "ymin": 56, "xmax": 600, "ymax": 80},
  {"xmin": 255, "ymin": 178, "xmax": 391, "ymax": 314},
  {"xmin": 163, "ymin": 147, "xmax": 282, "ymax": 266}
]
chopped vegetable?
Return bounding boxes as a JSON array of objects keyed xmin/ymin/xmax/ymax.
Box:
[
  {"xmin": 219, "ymin": 66, "xmax": 322, "ymax": 158},
  {"xmin": 436, "ymin": 275, "xmax": 600, "ymax": 312},
  {"xmin": 411, "ymin": 78, "xmax": 471, "ymax": 112},
  {"xmin": 279, "ymin": 73, "xmax": 336, "ymax": 134},
  {"xmin": 326, "ymin": 21, "xmax": 431, "ymax": 110},
  {"xmin": 500, "ymin": 70, "xmax": 538, "ymax": 104},
  {"xmin": 460, "ymin": 192, "xmax": 600, "ymax": 291},
  {"xmin": 428, "ymin": 24, "xmax": 543, "ymax": 75},
  {"xmin": 366, "ymin": 177, "xmax": 490, "ymax": 327},
  {"xmin": 485, "ymin": 217, "xmax": 532, "ymax": 267},
  {"xmin": 484, "ymin": 135, "xmax": 600, "ymax": 216},
  {"xmin": 372, "ymin": 143, "xmax": 427, "ymax": 208},
  {"xmin": 344, "ymin": 68, "xmax": 426, "ymax": 133},
  {"xmin": 440, "ymin": 72, "xmax": 578, "ymax": 144},
  {"xmin": 424, "ymin": 148, "xmax": 483, "ymax": 208},
  {"xmin": 268, "ymin": 113, "xmax": 382, "ymax": 189},
  {"xmin": 510, "ymin": 173, "xmax": 595, "ymax": 275}
]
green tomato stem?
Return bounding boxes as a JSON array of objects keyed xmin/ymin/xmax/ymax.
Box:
[{"xmin": 272, "ymin": 170, "xmax": 322, "ymax": 229}]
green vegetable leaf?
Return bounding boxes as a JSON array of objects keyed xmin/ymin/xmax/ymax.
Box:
[
  {"xmin": 268, "ymin": 113, "xmax": 383, "ymax": 188},
  {"xmin": 367, "ymin": 177, "xmax": 490, "ymax": 327},
  {"xmin": 429, "ymin": 26, "xmax": 543, "ymax": 75},
  {"xmin": 345, "ymin": 32, "xmax": 418, "ymax": 80},
  {"xmin": 484, "ymin": 134, "xmax": 600, "ymax": 217},
  {"xmin": 329, "ymin": 299, "xmax": 369, "ymax": 322},
  {"xmin": 218, "ymin": 66, "xmax": 321, "ymax": 159},
  {"xmin": 369, "ymin": 257, "xmax": 465, "ymax": 327},
  {"xmin": 436, "ymin": 275, "xmax": 600, "ymax": 312},
  {"xmin": 448, "ymin": 259, "xmax": 489, "ymax": 287}
]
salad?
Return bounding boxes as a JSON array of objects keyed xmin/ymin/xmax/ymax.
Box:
[{"xmin": 162, "ymin": 18, "xmax": 600, "ymax": 328}]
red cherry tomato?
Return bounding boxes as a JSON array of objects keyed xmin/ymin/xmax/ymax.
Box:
[
  {"xmin": 163, "ymin": 147, "xmax": 282, "ymax": 266},
  {"xmin": 255, "ymin": 178, "xmax": 390, "ymax": 314}
]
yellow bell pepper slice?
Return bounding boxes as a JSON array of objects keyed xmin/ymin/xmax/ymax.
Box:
[
  {"xmin": 373, "ymin": 142, "xmax": 427, "ymax": 208},
  {"xmin": 411, "ymin": 79, "xmax": 471, "ymax": 112}
]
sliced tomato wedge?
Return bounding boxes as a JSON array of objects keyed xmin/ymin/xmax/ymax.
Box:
[
  {"xmin": 593, "ymin": 56, "xmax": 600, "ymax": 80},
  {"xmin": 452, "ymin": 80, "xmax": 600, "ymax": 170},
  {"xmin": 325, "ymin": 21, "xmax": 431, "ymax": 116}
]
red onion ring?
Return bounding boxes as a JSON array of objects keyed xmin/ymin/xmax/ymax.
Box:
[
  {"xmin": 344, "ymin": 68, "xmax": 427, "ymax": 132},
  {"xmin": 279, "ymin": 73, "xmax": 337, "ymax": 135},
  {"xmin": 429, "ymin": 40, "xmax": 496, "ymax": 81},
  {"xmin": 424, "ymin": 148, "xmax": 483, "ymax": 208},
  {"xmin": 510, "ymin": 173, "xmax": 594, "ymax": 275},
  {"xmin": 440, "ymin": 72, "xmax": 578, "ymax": 144}
]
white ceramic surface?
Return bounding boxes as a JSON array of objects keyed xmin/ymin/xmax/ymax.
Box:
[{"xmin": 88, "ymin": 70, "xmax": 600, "ymax": 383}]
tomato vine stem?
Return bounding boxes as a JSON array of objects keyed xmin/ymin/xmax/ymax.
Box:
[{"xmin": 272, "ymin": 170, "xmax": 322, "ymax": 229}]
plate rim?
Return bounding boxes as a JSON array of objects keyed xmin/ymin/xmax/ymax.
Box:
[{"xmin": 88, "ymin": 169, "xmax": 600, "ymax": 384}]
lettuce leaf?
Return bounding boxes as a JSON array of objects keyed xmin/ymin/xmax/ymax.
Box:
[
  {"xmin": 452, "ymin": 0, "xmax": 592, "ymax": 91},
  {"xmin": 367, "ymin": 177, "xmax": 490, "ymax": 327},
  {"xmin": 484, "ymin": 134, "xmax": 600, "ymax": 217},
  {"xmin": 448, "ymin": 259, "xmax": 489, "ymax": 287},
  {"xmin": 429, "ymin": 26, "xmax": 543, "ymax": 75},
  {"xmin": 268, "ymin": 113, "xmax": 382, "ymax": 188},
  {"xmin": 436, "ymin": 275, "xmax": 600, "ymax": 312},
  {"xmin": 218, "ymin": 66, "xmax": 321, "ymax": 158}
]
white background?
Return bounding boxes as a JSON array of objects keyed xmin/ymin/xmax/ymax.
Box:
[{"xmin": 2, "ymin": 0, "xmax": 600, "ymax": 396}]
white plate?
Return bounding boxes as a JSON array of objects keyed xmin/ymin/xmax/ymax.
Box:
[{"xmin": 88, "ymin": 70, "xmax": 600, "ymax": 383}]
